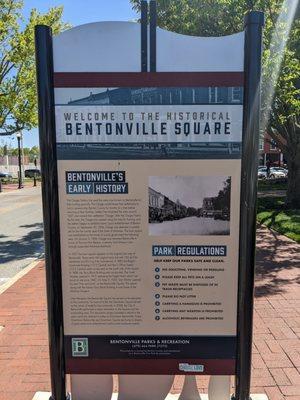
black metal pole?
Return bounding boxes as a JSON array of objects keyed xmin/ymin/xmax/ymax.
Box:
[
  {"xmin": 235, "ymin": 11, "xmax": 264, "ymax": 400},
  {"xmin": 34, "ymin": 157, "xmax": 37, "ymax": 187},
  {"xmin": 17, "ymin": 136, "xmax": 23, "ymax": 189},
  {"xmin": 149, "ymin": 0, "xmax": 157, "ymax": 72},
  {"xmin": 35, "ymin": 25, "xmax": 67, "ymax": 400},
  {"xmin": 141, "ymin": 0, "xmax": 148, "ymax": 72}
]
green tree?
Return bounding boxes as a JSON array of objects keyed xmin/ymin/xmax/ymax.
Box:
[
  {"xmin": 0, "ymin": 143, "xmax": 12, "ymax": 156},
  {"xmin": 10, "ymin": 148, "xmax": 18, "ymax": 156},
  {"xmin": 213, "ymin": 178, "xmax": 231, "ymax": 211},
  {"xmin": 131, "ymin": 0, "xmax": 300, "ymax": 208},
  {"xmin": 29, "ymin": 145, "xmax": 39, "ymax": 162},
  {"xmin": 0, "ymin": 1, "xmax": 69, "ymax": 136}
]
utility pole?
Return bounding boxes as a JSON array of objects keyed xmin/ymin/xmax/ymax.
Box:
[{"xmin": 16, "ymin": 132, "xmax": 23, "ymax": 189}]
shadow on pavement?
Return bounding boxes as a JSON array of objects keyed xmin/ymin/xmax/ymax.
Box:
[
  {"xmin": 19, "ymin": 223, "xmax": 44, "ymax": 229},
  {"xmin": 255, "ymin": 225, "xmax": 300, "ymax": 297},
  {"xmin": 0, "ymin": 223, "xmax": 44, "ymax": 263}
]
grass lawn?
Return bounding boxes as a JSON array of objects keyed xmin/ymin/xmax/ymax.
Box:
[
  {"xmin": 0, "ymin": 177, "xmax": 41, "ymax": 185},
  {"xmin": 257, "ymin": 179, "xmax": 287, "ymax": 191},
  {"xmin": 257, "ymin": 196, "xmax": 300, "ymax": 243}
]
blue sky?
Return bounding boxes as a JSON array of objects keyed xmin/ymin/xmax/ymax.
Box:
[{"xmin": 7, "ymin": 0, "xmax": 138, "ymax": 148}]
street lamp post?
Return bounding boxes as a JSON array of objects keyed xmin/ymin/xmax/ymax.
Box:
[
  {"xmin": 16, "ymin": 132, "xmax": 23, "ymax": 189},
  {"xmin": 33, "ymin": 156, "xmax": 37, "ymax": 187}
]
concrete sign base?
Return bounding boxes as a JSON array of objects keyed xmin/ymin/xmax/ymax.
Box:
[
  {"xmin": 32, "ymin": 390, "xmax": 269, "ymax": 400},
  {"xmin": 32, "ymin": 393, "xmax": 51, "ymax": 400}
]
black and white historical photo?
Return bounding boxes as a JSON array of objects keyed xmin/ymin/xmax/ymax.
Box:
[{"xmin": 149, "ymin": 176, "xmax": 231, "ymax": 236}]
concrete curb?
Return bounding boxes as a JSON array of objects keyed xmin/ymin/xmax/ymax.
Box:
[{"xmin": 0, "ymin": 258, "xmax": 43, "ymax": 295}]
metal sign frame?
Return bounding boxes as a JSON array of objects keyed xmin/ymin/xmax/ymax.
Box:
[{"xmin": 35, "ymin": 3, "xmax": 264, "ymax": 399}]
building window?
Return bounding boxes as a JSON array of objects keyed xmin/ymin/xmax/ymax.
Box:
[
  {"xmin": 209, "ymin": 87, "xmax": 222, "ymax": 103},
  {"xmin": 192, "ymin": 89, "xmax": 195, "ymax": 104},
  {"xmin": 259, "ymin": 138, "xmax": 264, "ymax": 151},
  {"xmin": 230, "ymin": 87, "xmax": 242, "ymax": 103},
  {"xmin": 270, "ymin": 139, "xmax": 277, "ymax": 150},
  {"xmin": 179, "ymin": 90, "xmax": 182, "ymax": 104}
]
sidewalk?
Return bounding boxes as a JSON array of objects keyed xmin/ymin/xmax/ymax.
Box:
[
  {"xmin": 251, "ymin": 225, "xmax": 300, "ymax": 399},
  {"xmin": 0, "ymin": 263, "xmax": 49, "ymax": 400},
  {"xmin": 0, "ymin": 226, "xmax": 299, "ymax": 400}
]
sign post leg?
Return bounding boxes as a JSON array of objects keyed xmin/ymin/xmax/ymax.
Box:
[
  {"xmin": 70, "ymin": 375, "xmax": 113, "ymax": 400},
  {"xmin": 118, "ymin": 375, "xmax": 174, "ymax": 400},
  {"xmin": 141, "ymin": 0, "xmax": 148, "ymax": 72},
  {"xmin": 235, "ymin": 11, "xmax": 264, "ymax": 400},
  {"xmin": 208, "ymin": 376, "xmax": 231, "ymax": 400},
  {"xmin": 179, "ymin": 376, "xmax": 201, "ymax": 400},
  {"xmin": 35, "ymin": 25, "xmax": 67, "ymax": 400},
  {"xmin": 149, "ymin": 0, "xmax": 157, "ymax": 72}
]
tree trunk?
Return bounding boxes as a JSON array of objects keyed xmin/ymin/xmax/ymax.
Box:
[{"xmin": 286, "ymin": 152, "xmax": 300, "ymax": 209}]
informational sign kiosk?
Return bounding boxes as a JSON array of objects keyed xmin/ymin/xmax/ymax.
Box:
[{"xmin": 35, "ymin": 2, "xmax": 264, "ymax": 399}]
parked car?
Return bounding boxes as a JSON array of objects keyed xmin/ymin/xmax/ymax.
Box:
[
  {"xmin": 269, "ymin": 167, "xmax": 286, "ymax": 179},
  {"xmin": 258, "ymin": 167, "xmax": 267, "ymax": 180},
  {"xmin": 269, "ymin": 167, "xmax": 288, "ymax": 178},
  {"xmin": 24, "ymin": 169, "xmax": 41, "ymax": 178},
  {"xmin": 202, "ymin": 210, "xmax": 214, "ymax": 218},
  {"xmin": 214, "ymin": 209, "xmax": 230, "ymax": 221},
  {"xmin": 0, "ymin": 171, "xmax": 13, "ymax": 180}
]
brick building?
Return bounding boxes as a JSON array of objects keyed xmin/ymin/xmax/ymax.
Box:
[
  {"xmin": 149, "ymin": 187, "xmax": 165, "ymax": 209},
  {"xmin": 259, "ymin": 133, "xmax": 286, "ymax": 166},
  {"xmin": 69, "ymin": 86, "xmax": 243, "ymax": 106}
]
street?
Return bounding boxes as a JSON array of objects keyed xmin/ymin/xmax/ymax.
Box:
[
  {"xmin": 0, "ymin": 186, "xmax": 43, "ymax": 286},
  {"xmin": 149, "ymin": 216, "xmax": 230, "ymax": 235}
]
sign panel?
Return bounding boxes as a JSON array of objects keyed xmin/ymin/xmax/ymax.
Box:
[
  {"xmin": 36, "ymin": 12, "xmax": 264, "ymax": 399},
  {"xmin": 54, "ymin": 84, "xmax": 243, "ymax": 374}
]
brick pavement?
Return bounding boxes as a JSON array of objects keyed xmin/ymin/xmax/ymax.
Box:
[
  {"xmin": 251, "ymin": 226, "xmax": 300, "ymax": 400},
  {"xmin": 0, "ymin": 226, "xmax": 299, "ymax": 400},
  {"xmin": 0, "ymin": 263, "xmax": 50, "ymax": 400}
]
